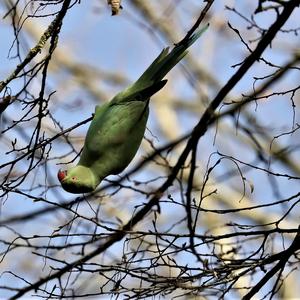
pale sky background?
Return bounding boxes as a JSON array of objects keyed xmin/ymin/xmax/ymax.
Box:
[{"xmin": 0, "ymin": 1, "xmax": 300, "ymax": 298}]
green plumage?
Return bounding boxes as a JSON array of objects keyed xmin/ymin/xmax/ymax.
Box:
[{"xmin": 58, "ymin": 26, "xmax": 208, "ymax": 193}]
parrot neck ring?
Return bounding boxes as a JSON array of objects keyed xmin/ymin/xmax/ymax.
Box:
[{"xmin": 58, "ymin": 169, "xmax": 67, "ymax": 182}]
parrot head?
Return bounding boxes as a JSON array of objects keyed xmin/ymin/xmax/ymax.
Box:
[{"xmin": 57, "ymin": 165, "xmax": 98, "ymax": 194}]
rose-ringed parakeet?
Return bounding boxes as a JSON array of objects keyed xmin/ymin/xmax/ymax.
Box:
[{"xmin": 58, "ymin": 26, "xmax": 207, "ymax": 194}]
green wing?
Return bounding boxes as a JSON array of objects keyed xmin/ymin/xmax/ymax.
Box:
[{"xmin": 79, "ymin": 100, "xmax": 149, "ymax": 178}]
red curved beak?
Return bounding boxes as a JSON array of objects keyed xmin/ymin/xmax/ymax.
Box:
[{"xmin": 57, "ymin": 169, "xmax": 67, "ymax": 182}]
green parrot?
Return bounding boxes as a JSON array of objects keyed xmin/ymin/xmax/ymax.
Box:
[{"xmin": 58, "ymin": 26, "xmax": 207, "ymax": 194}]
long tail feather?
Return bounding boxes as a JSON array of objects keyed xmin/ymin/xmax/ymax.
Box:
[
  {"xmin": 112, "ymin": 25, "xmax": 208, "ymax": 104},
  {"xmin": 137, "ymin": 25, "xmax": 209, "ymax": 84}
]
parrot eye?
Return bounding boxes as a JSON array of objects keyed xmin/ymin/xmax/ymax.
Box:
[
  {"xmin": 72, "ymin": 177, "xmax": 77, "ymax": 181},
  {"xmin": 58, "ymin": 169, "xmax": 67, "ymax": 182}
]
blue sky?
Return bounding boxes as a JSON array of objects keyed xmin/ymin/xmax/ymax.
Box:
[{"xmin": 0, "ymin": 1, "xmax": 300, "ymax": 298}]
